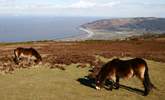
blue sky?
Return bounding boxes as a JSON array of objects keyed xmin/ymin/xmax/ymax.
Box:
[{"xmin": 0, "ymin": 0, "xmax": 165, "ymax": 17}]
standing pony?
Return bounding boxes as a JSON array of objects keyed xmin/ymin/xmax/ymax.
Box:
[
  {"xmin": 95, "ymin": 58, "xmax": 156, "ymax": 96},
  {"xmin": 14, "ymin": 47, "xmax": 42, "ymax": 65}
]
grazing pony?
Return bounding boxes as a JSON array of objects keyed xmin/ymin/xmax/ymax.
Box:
[
  {"xmin": 95, "ymin": 58, "xmax": 156, "ymax": 96},
  {"xmin": 14, "ymin": 47, "xmax": 42, "ymax": 65}
]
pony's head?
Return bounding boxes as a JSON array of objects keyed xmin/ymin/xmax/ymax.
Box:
[
  {"xmin": 13, "ymin": 57, "xmax": 19, "ymax": 65},
  {"xmin": 95, "ymin": 74, "xmax": 102, "ymax": 90},
  {"xmin": 95, "ymin": 63, "xmax": 108, "ymax": 90}
]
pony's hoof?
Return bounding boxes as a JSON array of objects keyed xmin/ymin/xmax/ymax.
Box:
[
  {"xmin": 114, "ymin": 86, "xmax": 120, "ymax": 90},
  {"xmin": 143, "ymin": 92, "xmax": 149, "ymax": 96}
]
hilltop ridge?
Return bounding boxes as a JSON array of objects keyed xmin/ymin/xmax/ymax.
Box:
[{"xmin": 82, "ymin": 17, "xmax": 165, "ymax": 33}]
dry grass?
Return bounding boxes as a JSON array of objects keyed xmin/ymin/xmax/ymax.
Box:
[{"xmin": 0, "ymin": 39, "xmax": 164, "ymax": 99}]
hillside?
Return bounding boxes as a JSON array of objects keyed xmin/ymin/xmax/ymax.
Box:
[
  {"xmin": 1, "ymin": 38, "xmax": 165, "ymax": 73},
  {"xmin": 82, "ymin": 17, "xmax": 165, "ymax": 34},
  {"xmin": 0, "ymin": 39, "xmax": 165, "ymax": 99}
]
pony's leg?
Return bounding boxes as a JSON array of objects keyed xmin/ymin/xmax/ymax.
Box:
[
  {"xmin": 114, "ymin": 76, "xmax": 120, "ymax": 89},
  {"xmin": 143, "ymin": 80, "xmax": 150, "ymax": 96},
  {"xmin": 137, "ymin": 66, "xmax": 150, "ymax": 96},
  {"xmin": 27, "ymin": 57, "xmax": 31, "ymax": 64},
  {"xmin": 137, "ymin": 74, "xmax": 149, "ymax": 96},
  {"xmin": 143, "ymin": 71, "xmax": 152, "ymax": 96}
]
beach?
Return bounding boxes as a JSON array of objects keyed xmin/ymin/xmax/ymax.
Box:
[
  {"xmin": 57, "ymin": 27, "xmax": 95, "ymax": 41},
  {"xmin": 75, "ymin": 27, "xmax": 129, "ymax": 41},
  {"xmin": 79, "ymin": 28, "xmax": 95, "ymax": 39},
  {"xmin": 77, "ymin": 27, "xmax": 156, "ymax": 41}
]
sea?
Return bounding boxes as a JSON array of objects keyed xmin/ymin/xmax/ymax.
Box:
[{"xmin": 0, "ymin": 16, "xmax": 100, "ymax": 42}]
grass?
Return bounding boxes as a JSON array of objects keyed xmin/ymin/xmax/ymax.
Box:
[
  {"xmin": 0, "ymin": 40, "xmax": 54, "ymax": 46},
  {"xmin": 0, "ymin": 41, "xmax": 34, "ymax": 46},
  {"xmin": 0, "ymin": 59, "xmax": 164, "ymax": 100}
]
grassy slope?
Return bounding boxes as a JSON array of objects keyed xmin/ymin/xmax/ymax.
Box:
[{"xmin": 0, "ymin": 59, "xmax": 164, "ymax": 100}]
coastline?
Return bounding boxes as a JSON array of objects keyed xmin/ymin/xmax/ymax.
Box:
[
  {"xmin": 1, "ymin": 27, "xmax": 163, "ymax": 43},
  {"xmin": 79, "ymin": 27, "xmax": 95, "ymax": 39},
  {"xmin": 77, "ymin": 27, "xmax": 129, "ymax": 40},
  {"xmin": 77, "ymin": 28, "xmax": 156, "ymax": 41},
  {"xmin": 58, "ymin": 27, "xmax": 95, "ymax": 41},
  {"xmin": 77, "ymin": 27, "xmax": 136, "ymax": 40}
]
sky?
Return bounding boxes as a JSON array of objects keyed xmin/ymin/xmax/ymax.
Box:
[{"xmin": 0, "ymin": 0, "xmax": 165, "ymax": 17}]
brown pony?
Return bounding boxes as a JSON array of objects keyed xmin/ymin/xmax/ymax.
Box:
[
  {"xmin": 14, "ymin": 47, "xmax": 42, "ymax": 65},
  {"xmin": 95, "ymin": 58, "xmax": 156, "ymax": 96}
]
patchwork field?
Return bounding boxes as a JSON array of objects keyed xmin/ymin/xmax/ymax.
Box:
[{"xmin": 0, "ymin": 39, "xmax": 165, "ymax": 100}]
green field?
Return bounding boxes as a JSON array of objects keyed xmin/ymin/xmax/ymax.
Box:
[{"xmin": 0, "ymin": 59, "xmax": 164, "ymax": 100}]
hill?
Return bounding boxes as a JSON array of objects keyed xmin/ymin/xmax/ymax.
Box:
[
  {"xmin": 82, "ymin": 17, "xmax": 165, "ymax": 33},
  {"xmin": 0, "ymin": 39, "xmax": 165, "ymax": 99}
]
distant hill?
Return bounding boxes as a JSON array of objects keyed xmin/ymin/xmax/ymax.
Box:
[{"xmin": 81, "ymin": 17, "xmax": 165, "ymax": 33}]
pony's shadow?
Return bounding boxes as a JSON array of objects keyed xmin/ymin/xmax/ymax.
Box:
[
  {"xmin": 77, "ymin": 76, "xmax": 114, "ymax": 89},
  {"xmin": 119, "ymin": 84, "xmax": 144, "ymax": 95},
  {"xmin": 77, "ymin": 76, "xmax": 96, "ymax": 89},
  {"xmin": 77, "ymin": 76, "xmax": 144, "ymax": 96}
]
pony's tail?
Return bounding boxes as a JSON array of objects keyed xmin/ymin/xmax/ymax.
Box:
[{"xmin": 143, "ymin": 63, "xmax": 156, "ymax": 96}]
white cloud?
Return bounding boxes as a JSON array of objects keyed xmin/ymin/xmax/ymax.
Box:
[
  {"xmin": 0, "ymin": 0, "xmax": 120, "ymax": 9},
  {"xmin": 66, "ymin": 0, "xmax": 120, "ymax": 8},
  {"xmin": 68, "ymin": 1, "xmax": 96, "ymax": 8},
  {"xmin": 0, "ymin": 0, "xmax": 164, "ymax": 17},
  {"xmin": 100, "ymin": 1, "xmax": 121, "ymax": 7}
]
